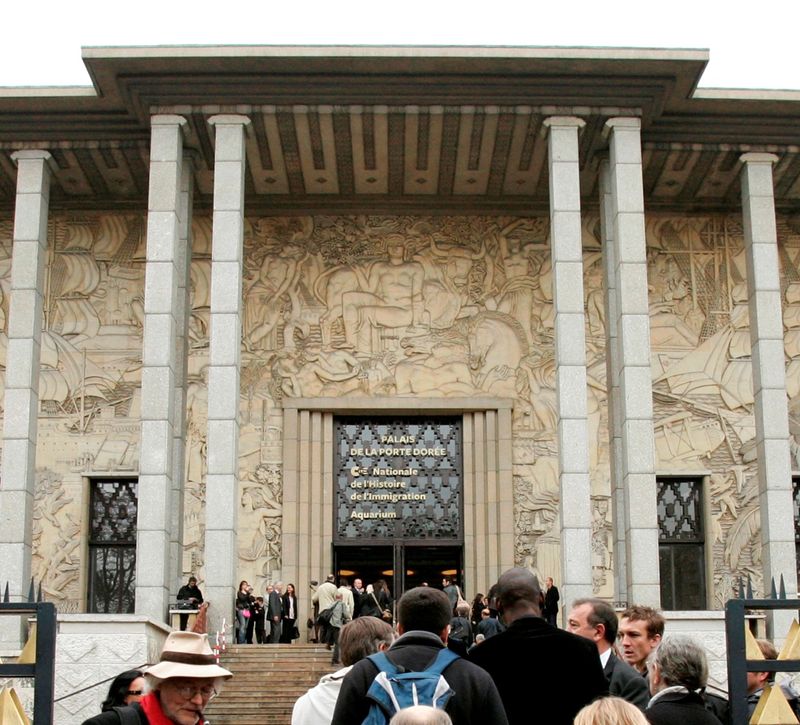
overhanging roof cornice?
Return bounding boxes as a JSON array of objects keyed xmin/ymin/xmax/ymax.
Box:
[{"xmin": 0, "ymin": 46, "xmax": 798, "ymax": 212}]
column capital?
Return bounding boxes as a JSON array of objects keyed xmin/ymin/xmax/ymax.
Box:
[
  {"xmin": 541, "ymin": 116, "xmax": 586, "ymax": 136},
  {"xmin": 602, "ymin": 116, "xmax": 641, "ymax": 139},
  {"xmin": 543, "ymin": 115, "xmax": 586, "ymax": 126},
  {"xmin": 740, "ymin": 152, "xmax": 779, "ymax": 165},
  {"xmin": 151, "ymin": 114, "xmax": 188, "ymax": 128},
  {"xmin": 208, "ymin": 114, "xmax": 251, "ymax": 128},
  {"xmin": 10, "ymin": 149, "xmax": 55, "ymax": 169}
]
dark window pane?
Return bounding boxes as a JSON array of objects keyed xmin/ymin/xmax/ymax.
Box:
[
  {"xmin": 658, "ymin": 477, "xmax": 705, "ymax": 609},
  {"xmin": 88, "ymin": 479, "xmax": 137, "ymax": 613}
]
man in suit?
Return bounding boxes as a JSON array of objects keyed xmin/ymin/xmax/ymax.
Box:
[
  {"xmin": 566, "ymin": 597, "xmax": 649, "ymax": 711},
  {"xmin": 268, "ymin": 581, "xmax": 284, "ymax": 643},
  {"xmin": 469, "ymin": 568, "xmax": 607, "ymax": 724},
  {"xmin": 352, "ymin": 577, "xmax": 365, "ymax": 617},
  {"xmin": 542, "ymin": 576, "xmax": 560, "ymax": 626}
]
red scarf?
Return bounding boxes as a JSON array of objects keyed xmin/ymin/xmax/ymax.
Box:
[{"xmin": 139, "ymin": 691, "xmax": 185, "ymax": 725}]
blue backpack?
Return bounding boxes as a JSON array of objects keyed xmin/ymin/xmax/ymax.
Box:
[{"xmin": 361, "ymin": 647, "xmax": 459, "ymax": 724}]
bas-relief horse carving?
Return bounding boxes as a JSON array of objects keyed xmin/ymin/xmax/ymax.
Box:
[
  {"xmin": 394, "ymin": 334, "xmax": 475, "ymax": 396},
  {"xmin": 466, "ymin": 312, "xmax": 529, "ymax": 396}
]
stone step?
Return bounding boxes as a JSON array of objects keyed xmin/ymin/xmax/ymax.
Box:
[{"xmin": 204, "ymin": 644, "xmax": 338, "ymax": 725}]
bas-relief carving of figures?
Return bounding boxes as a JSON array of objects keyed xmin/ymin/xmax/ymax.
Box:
[
  {"xmin": 513, "ymin": 455, "xmax": 560, "ymax": 581},
  {"xmin": 591, "ymin": 496, "xmax": 613, "ymax": 590},
  {"xmin": 648, "ymin": 254, "xmax": 704, "ymax": 350},
  {"xmin": 239, "ymin": 463, "xmax": 283, "ymax": 587},
  {"xmin": 32, "ymin": 470, "xmax": 82, "ymax": 605},
  {"xmin": 785, "ymin": 282, "xmax": 800, "ymax": 400},
  {"xmin": 338, "ymin": 235, "xmax": 426, "ymax": 352},
  {"xmin": 274, "ymin": 347, "xmax": 362, "ymax": 398},
  {"xmin": 189, "ymin": 260, "xmax": 211, "ymax": 348},
  {"xmin": 485, "ymin": 221, "xmax": 553, "ymax": 346},
  {"xmin": 244, "ymin": 242, "xmax": 309, "ymax": 352}
]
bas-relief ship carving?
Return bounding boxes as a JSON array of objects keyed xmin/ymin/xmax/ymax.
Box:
[{"xmin": 0, "ymin": 211, "xmax": 799, "ymax": 607}]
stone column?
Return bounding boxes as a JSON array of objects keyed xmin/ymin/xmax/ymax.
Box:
[
  {"xmin": 0, "ymin": 152, "xmax": 52, "ymax": 642},
  {"xmin": 603, "ymin": 118, "xmax": 660, "ymax": 607},
  {"xmin": 204, "ymin": 115, "xmax": 250, "ymax": 632},
  {"xmin": 543, "ymin": 117, "xmax": 593, "ymax": 609},
  {"xmin": 169, "ymin": 154, "xmax": 194, "ymax": 592},
  {"xmin": 740, "ymin": 153, "xmax": 797, "ymax": 637},
  {"xmin": 136, "ymin": 115, "xmax": 187, "ymax": 622},
  {"xmin": 599, "ymin": 158, "xmax": 628, "ymax": 604}
]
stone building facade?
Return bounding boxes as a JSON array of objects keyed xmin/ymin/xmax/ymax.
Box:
[{"xmin": 0, "ymin": 46, "xmax": 799, "ymax": 716}]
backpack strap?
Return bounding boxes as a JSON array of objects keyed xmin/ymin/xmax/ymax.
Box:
[
  {"xmin": 367, "ymin": 650, "xmax": 400, "ymax": 676},
  {"xmin": 367, "ymin": 647, "xmax": 459, "ymax": 677},
  {"xmin": 426, "ymin": 647, "xmax": 459, "ymax": 675}
]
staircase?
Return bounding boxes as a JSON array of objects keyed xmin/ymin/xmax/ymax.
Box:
[{"xmin": 204, "ymin": 643, "xmax": 338, "ymax": 725}]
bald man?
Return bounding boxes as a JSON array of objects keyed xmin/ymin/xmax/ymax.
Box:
[{"xmin": 468, "ymin": 568, "xmax": 607, "ymax": 725}]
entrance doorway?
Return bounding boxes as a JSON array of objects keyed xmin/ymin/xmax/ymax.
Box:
[{"xmin": 334, "ymin": 544, "xmax": 463, "ymax": 600}]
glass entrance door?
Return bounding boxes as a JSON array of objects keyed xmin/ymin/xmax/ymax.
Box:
[{"xmin": 334, "ymin": 544, "xmax": 463, "ymax": 600}]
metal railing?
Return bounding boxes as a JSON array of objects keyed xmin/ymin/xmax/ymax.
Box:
[
  {"xmin": 0, "ymin": 580, "xmax": 56, "ymax": 724},
  {"xmin": 725, "ymin": 575, "xmax": 800, "ymax": 725}
]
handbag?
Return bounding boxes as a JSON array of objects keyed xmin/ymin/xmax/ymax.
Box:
[
  {"xmin": 316, "ymin": 604, "xmax": 334, "ymax": 626},
  {"xmin": 456, "ymin": 586, "xmax": 469, "ymax": 612},
  {"xmin": 292, "ymin": 624, "xmax": 300, "ymax": 639},
  {"xmin": 242, "ymin": 608, "xmax": 251, "ymax": 618},
  {"xmin": 372, "ymin": 592, "xmax": 392, "ymax": 622}
]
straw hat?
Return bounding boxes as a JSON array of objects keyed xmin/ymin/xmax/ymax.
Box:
[{"xmin": 146, "ymin": 632, "xmax": 232, "ymax": 680}]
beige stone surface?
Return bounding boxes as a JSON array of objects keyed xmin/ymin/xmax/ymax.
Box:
[{"xmin": 0, "ymin": 210, "xmax": 797, "ymax": 611}]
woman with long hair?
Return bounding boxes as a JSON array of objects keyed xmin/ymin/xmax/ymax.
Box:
[
  {"xmin": 100, "ymin": 669, "xmax": 145, "ymax": 711},
  {"xmin": 235, "ymin": 580, "xmax": 254, "ymax": 644},
  {"xmin": 280, "ymin": 582, "xmax": 299, "ymax": 643},
  {"xmin": 470, "ymin": 592, "xmax": 486, "ymax": 629}
]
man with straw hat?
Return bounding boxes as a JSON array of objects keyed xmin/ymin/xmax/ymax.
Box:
[{"xmin": 82, "ymin": 631, "xmax": 232, "ymax": 725}]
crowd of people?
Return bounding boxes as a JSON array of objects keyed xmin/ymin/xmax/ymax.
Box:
[
  {"xmin": 83, "ymin": 568, "xmax": 798, "ymax": 725},
  {"xmin": 235, "ymin": 579, "xmax": 299, "ymax": 644}
]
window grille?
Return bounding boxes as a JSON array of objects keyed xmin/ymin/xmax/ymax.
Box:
[
  {"xmin": 657, "ymin": 477, "xmax": 706, "ymax": 610},
  {"xmin": 88, "ymin": 478, "xmax": 137, "ymax": 613}
]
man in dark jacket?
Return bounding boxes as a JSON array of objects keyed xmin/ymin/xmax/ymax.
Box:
[
  {"xmin": 268, "ymin": 581, "xmax": 284, "ymax": 643},
  {"xmin": 176, "ymin": 576, "xmax": 203, "ymax": 631},
  {"xmin": 542, "ymin": 576, "xmax": 560, "ymax": 626},
  {"xmin": 566, "ymin": 597, "xmax": 649, "ymax": 710},
  {"xmin": 469, "ymin": 568, "xmax": 607, "ymax": 725},
  {"xmin": 331, "ymin": 586, "xmax": 508, "ymax": 725}
]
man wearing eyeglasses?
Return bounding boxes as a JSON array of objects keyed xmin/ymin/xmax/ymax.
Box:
[{"xmin": 82, "ymin": 631, "xmax": 232, "ymax": 725}]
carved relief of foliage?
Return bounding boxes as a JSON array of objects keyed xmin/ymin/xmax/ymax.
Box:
[{"xmin": 32, "ymin": 469, "xmax": 82, "ymax": 604}]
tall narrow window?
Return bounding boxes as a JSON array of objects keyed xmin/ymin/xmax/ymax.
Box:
[
  {"xmin": 657, "ymin": 476, "xmax": 706, "ymax": 610},
  {"xmin": 88, "ymin": 478, "xmax": 138, "ymax": 613}
]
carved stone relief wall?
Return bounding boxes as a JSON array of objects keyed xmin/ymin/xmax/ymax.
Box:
[
  {"xmin": 0, "ymin": 210, "xmax": 798, "ymax": 609},
  {"xmin": 647, "ymin": 215, "xmax": 800, "ymax": 606}
]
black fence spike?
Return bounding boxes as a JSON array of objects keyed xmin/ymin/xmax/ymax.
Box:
[
  {"xmin": 27, "ymin": 577, "xmax": 34, "ymax": 603},
  {"xmin": 780, "ymin": 574, "xmax": 787, "ymax": 599},
  {"xmin": 737, "ymin": 576, "xmax": 744, "ymax": 599},
  {"xmin": 769, "ymin": 577, "xmax": 777, "ymax": 599},
  {"xmin": 747, "ymin": 575, "xmax": 754, "ymax": 600},
  {"xmin": 37, "ymin": 580, "xmax": 43, "ymax": 603},
  {"xmin": 3, "ymin": 582, "xmax": 8, "ymax": 603}
]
